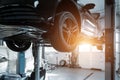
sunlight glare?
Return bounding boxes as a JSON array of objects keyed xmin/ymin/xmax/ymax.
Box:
[{"xmin": 79, "ymin": 44, "xmax": 92, "ymax": 52}]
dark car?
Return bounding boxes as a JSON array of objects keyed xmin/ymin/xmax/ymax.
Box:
[
  {"xmin": 77, "ymin": 3, "xmax": 104, "ymax": 49},
  {"xmin": 0, "ymin": 0, "xmax": 104, "ymax": 52}
]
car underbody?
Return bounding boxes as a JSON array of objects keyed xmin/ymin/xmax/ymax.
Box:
[{"xmin": 0, "ymin": 0, "xmax": 104, "ymax": 52}]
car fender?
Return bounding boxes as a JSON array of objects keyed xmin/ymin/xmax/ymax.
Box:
[{"xmin": 37, "ymin": 0, "xmax": 81, "ymax": 28}]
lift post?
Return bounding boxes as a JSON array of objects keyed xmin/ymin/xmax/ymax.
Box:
[
  {"xmin": 32, "ymin": 40, "xmax": 40, "ymax": 80},
  {"xmin": 17, "ymin": 51, "xmax": 25, "ymax": 77},
  {"xmin": 105, "ymin": 0, "xmax": 115, "ymax": 80},
  {"xmin": 17, "ymin": 40, "xmax": 43, "ymax": 80}
]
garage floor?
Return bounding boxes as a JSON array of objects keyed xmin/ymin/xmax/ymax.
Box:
[{"xmin": 45, "ymin": 67, "xmax": 105, "ymax": 80}]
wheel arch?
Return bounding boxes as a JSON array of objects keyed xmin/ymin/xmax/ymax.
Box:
[{"xmin": 37, "ymin": 0, "xmax": 81, "ymax": 28}]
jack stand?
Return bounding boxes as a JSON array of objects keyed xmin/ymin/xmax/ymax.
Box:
[
  {"xmin": 32, "ymin": 40, "xmax": 40, "ymax": 80},
  {"xmin": 17, "ymin": 51, "xmax": 26, "ymax": 79}
]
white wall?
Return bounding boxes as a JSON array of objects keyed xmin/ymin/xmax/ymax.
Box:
[
  {"xmin": 115, "ymin": 0, "xmax": 120, "ymax": 79},
  {"xmin": 0, "ymin": 46, "xmax": 34, "ymax": 75},
  {"xmin": 78, "ymin": 45, "xmax": 105, "ymax": 70},
  {"xmin": 0, "ymin": 46, "xmax": 8, "ymax": 74},
  {"xmin": 44, "ymin": 46, "xmax": 105, "ymax": 70},
  {"xmin": 44, "ymin": 47, "xmax": 70, "ymax": 65}
]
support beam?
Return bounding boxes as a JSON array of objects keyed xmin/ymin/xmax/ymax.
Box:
[
  {"xmin": 105, "ymin": 0, "xmax": 115, "ymax": 80},
  {"xmin": 32, "ymin": 40, "xmax": 40, "ymax": 80},
  {"xmin": 71, "ymin": 48, "xmax": 79, "ymax": 68},
  {"xmin": 42, "ymin": 43, "xmax": 45, "ymax": 59}
]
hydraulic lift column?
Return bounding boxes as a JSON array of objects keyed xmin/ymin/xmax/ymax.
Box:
[
  {"xmin": 105, "ymin": 0, "xmax": 115, "ymax": 80},
  {"xmin": 32, "ymin": 40, "xmax": 40, "ymax": 80},
  {"xmin": 17, "ymin": 52, "xmax": 25, "ymax": 77}
]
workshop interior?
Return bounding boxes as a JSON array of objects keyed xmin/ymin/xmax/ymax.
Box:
[{"xmin": 0, "ymin": 0, "xmax": 119, "ymax": 80}]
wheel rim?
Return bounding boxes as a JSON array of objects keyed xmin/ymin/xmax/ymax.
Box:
[
  {"xmin": 12, "ymin": 40, "xmax": 29, "ymax": 49},
  {"xmin": 50, "ymin": 12, "xmax": 80, "ymax": 52},
  {"xmin": 62, "ymin": 17, "xmax": 79, "ymax": 47}
]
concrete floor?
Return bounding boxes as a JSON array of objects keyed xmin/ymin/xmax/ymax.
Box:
[{"xmin": 45, "ymin": 67, "xmax": 105, "ymax": 80}]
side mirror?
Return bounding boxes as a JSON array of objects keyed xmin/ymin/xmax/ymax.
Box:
[{"xmin": 83, "ymin": 3, "xmax": 95, "ymax": 10}]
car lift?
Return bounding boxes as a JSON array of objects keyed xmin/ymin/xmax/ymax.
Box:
[
  {"xmin": 16, "ymin": 0, "xmax": 116, "ymax": 80},
  {"xmin": 17, "ymin": 40, "xmax": 44, "ymax": 80},
  {"xmin": 32, "ymin": 40, "xmax": 40, "ymax": 80},
  {"xmin": 105, "ymin": 0, "xmax": 115, "ymax": 80},
  {"xmin": 17, "ymin": 52, "xmax": 26, "ymax": 78}
]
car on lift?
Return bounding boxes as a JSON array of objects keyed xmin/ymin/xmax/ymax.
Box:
[{"xmin": 0, "ymin": 0, "xmax": 104, "ymax": 52}]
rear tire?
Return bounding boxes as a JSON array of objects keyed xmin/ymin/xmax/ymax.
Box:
[
  {"xmin": 5, "ymin": 38, "xmax": 31, "ymax": 52},
  {"xmin": 50, "ymin": 12, "xmax": 79, "ymax": 52}
]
